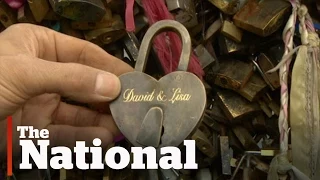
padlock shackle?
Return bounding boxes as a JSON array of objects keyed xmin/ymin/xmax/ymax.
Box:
[{"xmin": 135, "ymin": 20, "xmax": 192, "ymax": 72}]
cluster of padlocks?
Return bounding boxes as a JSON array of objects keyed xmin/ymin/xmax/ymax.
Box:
[{"xmin": 0, "ymin": 0, "xmax": 320, "ymax": 179}]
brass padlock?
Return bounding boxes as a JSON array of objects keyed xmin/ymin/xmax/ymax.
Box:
[
  {"xmin": 207, "ymin": 0, "xmax": 248, "ymax": 15},
  {"xmin": 109, "ymin": 20, "xmax": 206, "ymax": 148},
  {"xmin": 192, "ymin": 129, "xmax": 217, "ymax": 158},
  {"xmin": 233, "ymin": 0, "xmax": 291, "ymax": 37},
  {"xmin": 205, "ymin": 18, "xmax": 222, "ymax": 41},
  {"xmin": 49, "ymin": 0, "xmax": 106, "ymax": 22},
  {"xmin": 27, "ymin": 0, "xmax": 49, "ymax": 23},
  {"xmin": 194, "ymin": 44, "xmax": 217, "ymax": 70},
  {"xmin": 220, "ymin": 13, "xmax": 243, "ymax": 43},
  {"xmin": 210, "ymin": 58, "xmax": 254, "ymax": 91},
  {"xmin": 221, "ymin": 20, "xmax": 243, "ymax": 43},
  {"xmin": 218, "ymin": 35, "xmax": 246, "ymax": 55},
  {"xmin": 216, "ymin": 89, "xmax": 261, "ymax": 123},
  {"xmin": 70, "ymin": 9, "xmax": 113, "ymax": 30},
  {"xmin": 84, "ymin": 16, "xmax": 126, "ymax": 46},
  {"xmin": 252, "ymin": 53, "xmax": 280, "ymax": 91},
  {"xmin": 166, "ymin": 0, "xmax": 198, "ymax": 28},
  {"xmin": 17, "ymin": 5, "xmax": 36, "ymax": 24},
  {"xmin": 0, "ymin": 0, "xmax": 16, "ymax": 28},
  {"xmin": 237, "ymin": 73, "xmax": 268, "ymax": 102}
]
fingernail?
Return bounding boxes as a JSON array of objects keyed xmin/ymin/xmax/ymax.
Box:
[{"xmin": 95, "ymin": 73, "xmax": 120, "ymax": 100}]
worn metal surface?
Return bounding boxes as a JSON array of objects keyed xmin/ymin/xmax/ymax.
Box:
[
  {"xmin": 233, "ymin": 0, "xmax": 291, "ymax": 36},
  {"xmin": 110, "ymin": 20, "xmax": 206, "ymax": 148},
  {"xmin": 221, "ymin": 20, "xmax": 243, "ymax": 43},
  {"xmin": 49, "ymin": 0, "xmax": 106, "ymax": 21},
  {"xmin": 210, "ymin": 58, "xmax": 254, "ymax": 91},
  {"xmin": 207, "ymin": 0, "xmax": 247, "ymax": 15}
]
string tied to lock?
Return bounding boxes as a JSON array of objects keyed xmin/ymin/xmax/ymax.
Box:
[
  {"xmin": 267, "ymin": 0, "xmax": 320, "ymax": 179},
  {"xmin": 124, "ymin": 0, "xmax": 204, "ymax": 79}
]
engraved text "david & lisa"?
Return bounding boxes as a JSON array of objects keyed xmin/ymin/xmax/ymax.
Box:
[{"xmin": 123, "ymin": 88, "xmax": 191, "ymax": 104}]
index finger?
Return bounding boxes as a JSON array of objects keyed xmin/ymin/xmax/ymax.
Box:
[{"xmin": 0, "ymin": 24, "xmax": 133, "ymax": 76}]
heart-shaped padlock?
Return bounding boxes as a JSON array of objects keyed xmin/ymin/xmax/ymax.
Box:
[{"xmin": 110, "ymin": 20, "xmax": 206, "ymax": 148}]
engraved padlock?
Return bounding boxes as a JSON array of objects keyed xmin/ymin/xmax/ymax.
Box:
[{"xmin": 110, "ymin": 20, "xmax": 206, "ymax": 148}]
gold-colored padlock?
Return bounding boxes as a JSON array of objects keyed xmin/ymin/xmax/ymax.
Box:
[
  {"xmin": 253, "ymin": 53, "xmax": 280, "ymax": 91},
  {"xmin": 216, "ymin": 89, "xmax": 261, "ymax": 123},
  {"xmin": 233, "ymin": 0, "xmax": 291, "ymax": 37},
  {"xmin": 192, "ymin": 129, "xmax": 217, "ymax": 158},
  {"xmin": 220, "ymin": 13, "xmax": 243, "ymax": 43},
  {"xmin": 237, "ymin": 73, "xmax": 268, "ymax": 102},
  {"xmin": 208, "ymin": 0, "xmax": 248, "ymax": 15},
  {"xmin": 27, "ymin": 0, "xmax": 49, "ymax": 23},
  {"xmin": 166, "ymin": 0, "xmax": 198, "ymax": 28},
  {"xmin": 210, "ymin": 58, "xmax": 254, "ymax": 91},
  {"xmin": 194, "ymin": 44, "xmax": 217, "ymax": 70}
]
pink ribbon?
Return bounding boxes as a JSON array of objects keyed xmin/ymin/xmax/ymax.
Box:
[
  {"xmin": 125, "ymin": 0, "xmax": 135, "ymax": 32},
  {"xmin": 4, "ymin": 0, "xmax": 25, "ymax": 9}
]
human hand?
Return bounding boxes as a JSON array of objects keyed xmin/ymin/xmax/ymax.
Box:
[{"xmin": 0, "ymin": 24, "xmax": 133, "ymax": 160}]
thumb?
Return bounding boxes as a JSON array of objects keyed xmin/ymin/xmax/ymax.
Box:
[{"xmin": 0, "ymin": 55, "xmax": 121, "ymax": 117}]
